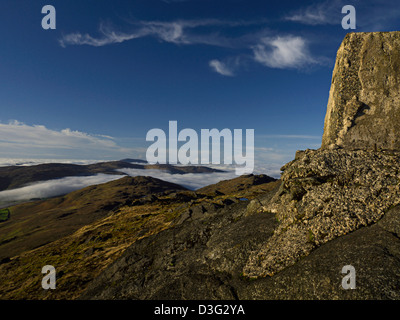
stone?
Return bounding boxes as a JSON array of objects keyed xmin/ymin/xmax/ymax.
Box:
[
  {"xmin": 243, "ymin": 149, "xmax": 400, "ymax": 278},
  {"xmin": 244, "ymin": 199, "xmax": 263, "ymax": 217},
  {"xmin": 321, "ymin": 32, "xmax": 400, "ymax": 151}
]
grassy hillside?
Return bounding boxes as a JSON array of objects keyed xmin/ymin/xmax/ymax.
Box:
[
  {"xmin": 0, "ymin": 176, "xmax": 186, "ymax": 261},
  {"xmin": 0, "ymin": 174, "xmax": 277, "ymax": 299},
  {"xmin": 0, "ymin": 209, "xmax": 10, "ymax": 222}
]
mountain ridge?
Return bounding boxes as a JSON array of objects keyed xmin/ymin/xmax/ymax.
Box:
[{"xmin": 0, "ymin": 160, "xmax": 225, "ymax": 192}]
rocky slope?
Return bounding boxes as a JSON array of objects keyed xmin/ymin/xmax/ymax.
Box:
[
  {"xmin": 80, "ymin": 200, "xmax": 400, "ymax": 300},
  {"xmin": 0, "ymin": 172, "xmax": 276, "ymax": 299}
]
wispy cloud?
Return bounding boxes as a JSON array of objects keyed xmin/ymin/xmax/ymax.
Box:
[
  {"xmin": 0, "ymin": 120, "xmax": 138, "ymax": 159},
  {"xmin": 59, "ymin": 21, "xmax": 182, "ymax": 47},
  {"xmin": 253, "ymin": 35, "xmax": 318, "ymax": 69},
  {"xmin": 59, "ymin": 27, "xmax": 146, "ymax": 47},
  {"xmin": 209, "ymin": 59, "xmax": 234, "ymax": 76},
  {"xmin": 284, "ymin": 1, "xmax": 342, "ymax": 25},
  {"xmin": 285, "ymin": 0, "xmax": 400, "ymax": 31},
  {"xmin": 59, "ymin": 19, "xmax": 257, "ymax": 48}
]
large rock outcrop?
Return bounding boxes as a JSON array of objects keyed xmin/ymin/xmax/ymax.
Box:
[
  {"xmin": 243, "ymin": 31, "xmax": 400, "ymax": 278},
  {"xmin": 321, "ymin": 32, "xmax": 400, "ymax": 150},
  {"xmin": 243, "ymin": 148, "xmax": 400, "ymax": 277}
]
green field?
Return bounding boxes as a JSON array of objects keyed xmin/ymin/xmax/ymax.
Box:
[{"xmin": 0, "ymin": 209, "xmax": 10, "ymax": 222}]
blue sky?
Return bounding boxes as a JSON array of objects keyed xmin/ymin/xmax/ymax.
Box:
[{"xmin": 1, "ymin": 0, "xmax": 400, "ymax": 173}]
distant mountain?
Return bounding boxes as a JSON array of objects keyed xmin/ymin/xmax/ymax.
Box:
[
  {"xmin": 120, "ymin": 158, "xmax": 148, "ymax": 164},
  {"xmin": 144, "ymin": 164, "xmax": 225, "ymax": 174},
  {"xmin": 0, "ymin": 161, "xmax": 132, "ymax": 192},
  {"xmin": 119, "ymin": 159, "xmax": 227, "ymax": 174},
  {"xmin": 0, "ymin": 161, "xmax": 225, "ymax": 192},
  {"xmin": 197, "ymin": 174, "xmax": 277, "ymax": 196}
]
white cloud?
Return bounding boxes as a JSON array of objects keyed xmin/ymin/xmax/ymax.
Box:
[
  {"xmin": 0, "ymin": 173, "xmax": 123, "ymax": 206},
  {"xmin": 286, "ymin": 11, "xmax": 328, "ymax": 25},
  {"xmin": 59, "ymin": 19, "xmax": 249, "ymax": 48},
  {"xmin": 284, "ymin": 0, "xmax": 343, "ymax": 25},
  {"xmin": 0, "ymin": 121, "xmax": 138, "ymax": 159},
  {"xmin": 209, "ymin": 59, "xmax": 235, "ymax": 76},
  {"xmin": 253, "ymin": 35, "xmax": 317, "ymax": 69},
  {"xmin": 59, "ymin": 22, "xmax": 183, "ymax": 48}
]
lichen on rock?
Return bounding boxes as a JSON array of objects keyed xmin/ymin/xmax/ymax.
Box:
[
  {"xmin": 243, "ymin": 149, "xmax": 400, "ymax": 278},
  {"xmin": 322, "ymin": 32, "xmax": 400, "ymax": 151}
]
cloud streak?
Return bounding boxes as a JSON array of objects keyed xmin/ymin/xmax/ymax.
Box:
[
  {"xmin": 285, "ymin": 0, "xmax": 400, "ymax": 31},
  {"xmin": 59, "ymin": 19, "xmax": 255, "ymax": 48},
  {"xmin": 209, "ymin": 59, "xmax": 235, "ymax": 76},
  {"xmin": 284, "ymin": 1, "xmax": 342, "ymax": 25}
]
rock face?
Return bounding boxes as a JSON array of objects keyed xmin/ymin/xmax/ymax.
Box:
[
  {"xmin": 243, "ymin": 148, "xmax": 400, "ymax": 277},
  {"xmin": 321, "ymin": 32, "xmax": 400, "ymax": 150}
]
